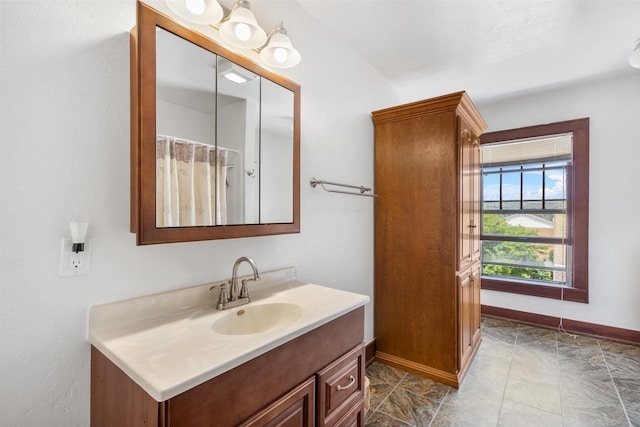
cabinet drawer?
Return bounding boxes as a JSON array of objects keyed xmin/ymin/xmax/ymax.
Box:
[
  {"xmin": 238, "ymin": 376, "xmax": 315, "ymax": 427},
  {"xmin": 334, "ymin": 399, "xmax": 364, "ymax": 427},
  {"xmin": 317, "ymin": 344, "xmax": 365, "ymax": 427}
]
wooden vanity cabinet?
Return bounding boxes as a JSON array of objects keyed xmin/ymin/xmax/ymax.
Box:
[
  {"xmin": 372, "ymin": 92, "xmax": 487, "ymax": 388},
  {"xmin": 316, "ymin": 344, "xmax": 365, "ymax": 427},
  {"xmin": 238, "ymin": 377, "xmax": 315, "ymax": 427},
  {"xmin": 91, "ymin": 307, "xmax": 365, "ymax": 427},
  {"xmin": 332, "ymin": 403, "xmax": 365, "ymax": 427}
]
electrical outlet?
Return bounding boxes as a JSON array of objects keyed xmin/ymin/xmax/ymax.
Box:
[
  {"xmin": 59, "ymin": 238, "xmax": 91, "ymax": 277},
  {"xmin": 69, "ymin": 250, "xmax": 84, "ymax": 269}
]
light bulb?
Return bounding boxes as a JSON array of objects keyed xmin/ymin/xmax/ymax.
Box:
[
  {"xmin": 274, "ymin": 47, "xmax": 288, "ymax": 63},
  {"xmin": 234, "ymin": 23, "xmax": 251, "ymax": 41},
  {"xmin": 630, "ymin": 38, "xmax": 640, "ymax": 69},
  {"xmin": 185, "ymin": 0, "xmax": 205, "ymax": 15}
]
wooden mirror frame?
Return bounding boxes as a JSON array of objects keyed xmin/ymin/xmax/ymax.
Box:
[{"xmin": 130, "ymin": 2, "xmax": 300, "ymax": 245}]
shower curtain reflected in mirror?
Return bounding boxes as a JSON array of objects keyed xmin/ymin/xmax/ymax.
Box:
[{"xmin": 156, "ymin": 136, "xmax": 229, "ymax": 227}]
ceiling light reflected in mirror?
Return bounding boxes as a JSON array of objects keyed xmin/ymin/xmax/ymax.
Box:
[{"xmin": 224, "ymin": 72, "xmax": 248, "ymax": 84}]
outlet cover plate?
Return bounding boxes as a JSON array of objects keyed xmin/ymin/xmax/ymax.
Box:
[{"xmin": 59, "ymin": 238, "xmax": 92, "ymax": 277}]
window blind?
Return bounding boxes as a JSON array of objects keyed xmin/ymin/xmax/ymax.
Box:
[{"xmin": 481, "ymin": 134, "xmax": 572, "ymax": 166}]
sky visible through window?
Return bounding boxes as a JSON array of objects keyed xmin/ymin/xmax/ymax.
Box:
[{"xmin": 482, "ymin": 162, "xmax": 566, "ymax": 204}]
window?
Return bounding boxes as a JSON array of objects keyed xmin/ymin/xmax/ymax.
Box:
[{"xmin": 479, "ymin": 118, "xmax": 589, "ymax": 303}]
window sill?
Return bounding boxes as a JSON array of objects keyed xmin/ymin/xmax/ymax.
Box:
[{"xmin": 481, "ymin": 277, "xmax": 588, "ymax": 303}]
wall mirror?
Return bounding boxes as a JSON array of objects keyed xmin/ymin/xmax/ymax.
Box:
[{"xmin": 131, "ymin": 2, "xmax": 300, "ymax": 244}]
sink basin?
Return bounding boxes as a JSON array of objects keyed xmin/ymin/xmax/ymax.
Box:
[{"xmin": 211, "ymin": 302, "xmax": 303, "ymax": 335}]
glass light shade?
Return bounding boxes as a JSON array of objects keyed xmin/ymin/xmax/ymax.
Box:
[
  {"xmin": 630, "ymin": 39, "xmax": 640, "ymax": 68},
  {"xmin": 260, "ymin": 32, "xmax": 301, "ymax": 68},
  {"xmin": 219, "ymin": 5, "xmax": 267, "ymax": 49},
  {"xmin": 165, "ymin": 0, "xmax": 223, "ymax": 25},
  {"xmin": 185, "ymin": 0, "xmax": 205, "ymax": 15}
]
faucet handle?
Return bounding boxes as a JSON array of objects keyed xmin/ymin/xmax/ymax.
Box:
[
  {"xmin": 210, "ymin": 283, "xmax": 230, "ymax": 305},
  {"xmin": 239, "ymin": 277, "xmax": 258, "ymax": 299}
]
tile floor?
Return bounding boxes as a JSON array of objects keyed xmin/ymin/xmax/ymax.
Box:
[{"xmin": 365, "ymin": 317, "xmax": 640, "ymax": 427}]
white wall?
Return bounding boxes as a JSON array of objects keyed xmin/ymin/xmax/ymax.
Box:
[
  {"xmin": 477, "ymin": 74, "xmax": 640, "ymax": 332},
  {"xmin": 0, "ymin": 1, "xmax": 395, "ymax": 425},
  {"xmin": 156, "ymin": 98, "xmax": 214, "ymax": 143}
]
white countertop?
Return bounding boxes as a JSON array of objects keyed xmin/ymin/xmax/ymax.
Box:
[{"xmin": 89, "ymin": 268, "xmax": 370, "ymax": 401}]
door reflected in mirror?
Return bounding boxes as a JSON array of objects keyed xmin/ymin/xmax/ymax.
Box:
[
  {"xmin": 260, "ymin": 78, "xmax": 294, "ymax": 224},
  {"xmin": 217, "ymin": 57, "xmax": 260, "ymax": 225}
]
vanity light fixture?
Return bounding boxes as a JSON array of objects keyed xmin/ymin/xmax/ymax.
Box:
[
  {"xmin": 259, "ymin": 23, "xmax": 301, "ymax": 69},
  {"xmin": 219, "ymin": 0, "xmax": 267, "ymax": 49},
  {"xmin": 163, "ymin": 0, "xmax": 302, "ymax": 68},
  {"xmin": 165, "ymin": 0, "xmax": 223, "ymax": 25},
  {"xmin": 630, "ymin": 37, "xmax": 640, "ymax": 69}
]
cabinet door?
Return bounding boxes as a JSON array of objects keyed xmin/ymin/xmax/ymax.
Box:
[
  {"xmin": 457, "ymin": 270, "xmax": 473, "ymax": 369},
  {"xmin": 239, "ymin": 377, "xmax": 315, "ymax": 427},
  {"xmin": 458, "ymin": 118, "xmax": 478, "ymax": 271},
  {"xmin": 458, "ymin": 264, "xmax": 482, "ymax": 372},
  {"xmin": 471, "ymin": 262, "xmax": 482, "ymax": 346},
  {"xmin": 333, "ymin": 400, "xmax": 365, "ymax": 427},
  {"xmin": 471, "ymin": 135, "xmax": 481, "ymax": 263}
]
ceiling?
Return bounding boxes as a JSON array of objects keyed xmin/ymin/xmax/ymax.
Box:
[{"xmin": 296, "ymin": 0, "xmax": 640, "ymax": 102}]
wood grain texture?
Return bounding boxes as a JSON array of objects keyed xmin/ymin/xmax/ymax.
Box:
[
  {"xmin": 457, "ymin": 263, "xmax": 482, "ymax": 375},
  {"xmin": 374, "ymin": 111, "xmax": 458, "ymax": 373},
  {"xmin": 365, "ymin": 339, "xmax": 376, "ymax": 367},
  {"xmin": 317, "ymin": 344, "xmax": 365, "ymax": 427},
  {"xmin": 374, "ymin": 351, "xmax": 461, "ymax": 388},
  {"xmin": 238, "ymin": 376, "xmax": 315, "ymax": 427},
  {"xmin": 91, "ymin": 346, "xmax": 163, "ymax": 427},
  {"xmin": 130, "ymin": 27, "xmax": 139, "ymax": 234},
  {"xmin": 372, "ymin": 92, "xmax": 486, "ymax": 387},
  {"xmin": 481, "ymin": 305, "xmax": 640, "ymax": 345},
  {"xmin": 333, "ymin": 400, "xmax": 365, "ymax": 427}
]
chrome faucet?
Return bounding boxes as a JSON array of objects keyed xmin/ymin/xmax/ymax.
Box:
[{"xmin": 210, "ymin": 256, "xmax": 260, "ymax": 310}]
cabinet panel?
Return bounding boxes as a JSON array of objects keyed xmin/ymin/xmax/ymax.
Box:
[
  {"xmin": 471, "ymin": 263, "xmax": 482, "ymax": 345},
  {"xmin": 239, "ymin": 377, "xmax": 315, "ymax": 427},
  {"xmin": 471, "ymin": 134, "xmax": 481, "ymax": 262},
  {"xmin": 458, "ymin": 117, "xmax": 474, "ymax": 272},
  {"xmin": 458, "ymin": 263, "xmax": 481, "ymax": 372},
  {"xmin": 317, "ymin": 344, "xmax": 365, "ymax": 427},
  {"xmin": 372, "ymin": 91, "xmax": 486, "ymax": 389},
  {"xmin": 458, "ymin": 270, "xmax": 473, "ymax": 368},
  {"xmin": 90, "ymin": 346, "xmax": 162, "ymax": 427},
  {"xmin": 333, "ymin": 400, "xmax": 364, "ymax": 427},
  {"xmin": 374, "ymin": 110, "xmax": 458, "ymax": 375}
]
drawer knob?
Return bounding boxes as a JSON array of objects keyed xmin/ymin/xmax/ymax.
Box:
[{"xmin": 336, "ymin": 375, "xmax": 356, "ymax": 391}]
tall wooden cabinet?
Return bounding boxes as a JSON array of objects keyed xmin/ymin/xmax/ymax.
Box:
[{"xmin": 372, "ymin": 92, "xmax": 487, "ymax": 388}]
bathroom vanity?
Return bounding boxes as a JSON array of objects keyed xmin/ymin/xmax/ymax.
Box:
[{"xmin": 89, "ymin": 269, "xmax": 368, "ymax": 426}]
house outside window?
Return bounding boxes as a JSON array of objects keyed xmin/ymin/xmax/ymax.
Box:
[{"xmin": 479, "ymin": 118, "xmax": 589, "ymax": 303}]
